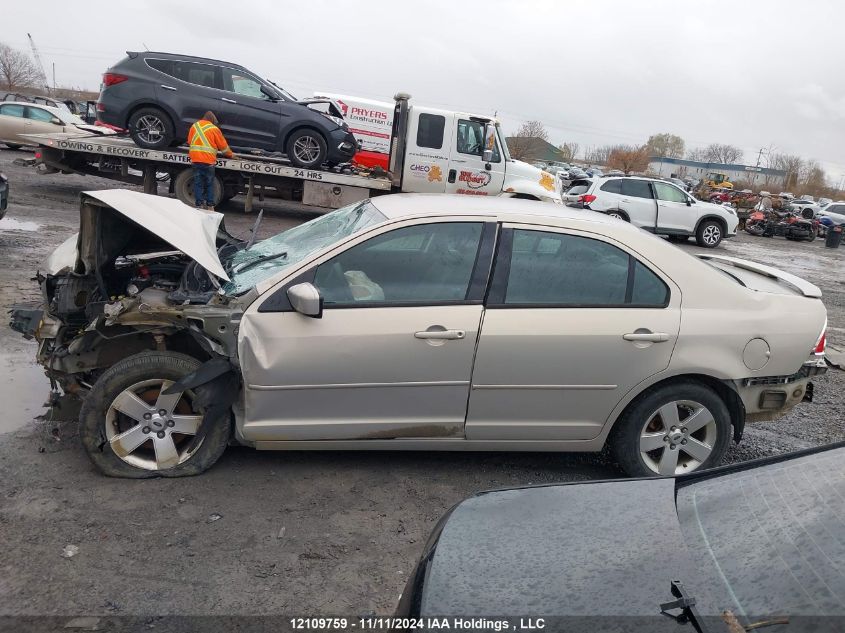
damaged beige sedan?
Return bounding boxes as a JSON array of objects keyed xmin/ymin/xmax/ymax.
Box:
[{"xmin": 11, "ymin": 191, "xmax": 828, "ymax": 478}]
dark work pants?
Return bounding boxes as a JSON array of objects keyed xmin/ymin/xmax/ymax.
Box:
[{"xmin": 193, "ymin": 163, "xmax": 215, "ymax": 207}]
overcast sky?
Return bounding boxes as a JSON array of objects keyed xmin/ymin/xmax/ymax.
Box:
[{"xmin": 5, "ymin": 0, "xmax": 844, "ymax": 179}]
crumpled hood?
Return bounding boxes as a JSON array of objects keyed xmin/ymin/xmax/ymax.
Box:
[{"xmin": 79, "ymin": 190, "xmax": 229, "ymax": 280}]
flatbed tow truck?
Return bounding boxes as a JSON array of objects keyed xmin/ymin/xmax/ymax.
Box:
[{"xmin": 22, "ymin": 94, "xmax": 560, "ymax": 212}]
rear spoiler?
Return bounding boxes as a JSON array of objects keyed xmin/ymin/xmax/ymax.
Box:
[{"xmin": 698, "ymin": 254, "xmax": 822, "ymax": 298}]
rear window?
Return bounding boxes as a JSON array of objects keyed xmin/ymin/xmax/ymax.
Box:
[
  {"xmin": 600, "ymin": 179, "xmax": 622, "ymax": 194},
  {"xmin": 417, "ymin": 113, "xmax": 445, "ymax": 149},
  {"xmin": 147, "ymin": 58, "xmax": 220, "ymax": 89}
]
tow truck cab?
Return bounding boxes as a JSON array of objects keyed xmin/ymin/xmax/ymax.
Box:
[{"xmin": 388, "ymin": 94, "xmax": 559, "ymax": 203}]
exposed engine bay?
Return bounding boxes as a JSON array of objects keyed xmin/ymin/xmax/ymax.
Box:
[{"xmin": 10, "ymin": 191, "xmax": 248, "ymax": 396}]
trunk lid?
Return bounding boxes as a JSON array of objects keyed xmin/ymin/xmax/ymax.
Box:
[{"xmin": 698, "ymin": 254, "xmax": 821, "ymax": 298}]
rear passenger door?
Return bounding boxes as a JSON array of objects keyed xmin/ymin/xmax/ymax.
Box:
[
  {"xmin": 619, "ymin": 178, "xmax": 657, "ymax": 229},
  {"xmin": 466, "ymin": 225, "xmax": 680, "ymax": 442},
  {"xmin": 145, "ymin": 58, "xmax": 223, "ymax": 135}
]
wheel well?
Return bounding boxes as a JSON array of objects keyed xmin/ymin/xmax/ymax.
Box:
[
  {"xmin": 696, "ymin": 215, "xmax": 727, "ymax": 234},
  {"xmin": 511, "ymin": 193, "xmax": 540, "ymax": 201},
  {"xmin": 612, "ymin": 374, "xmax": 745, "ymax": 443}
]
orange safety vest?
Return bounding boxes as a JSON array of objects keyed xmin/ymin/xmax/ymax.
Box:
[{"xmin": 188, "ymin": 120, "xmax": 232, "ymax": 164}]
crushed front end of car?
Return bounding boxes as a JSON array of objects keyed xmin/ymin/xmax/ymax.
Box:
[{"xmin": 9, "ymin": 190, "xmax": 246, "ymax": 398}]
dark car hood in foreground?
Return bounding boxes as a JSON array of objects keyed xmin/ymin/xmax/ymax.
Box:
[{"xmin": 410, "ymin": 444, "xmax": 845, "ymax": 629}]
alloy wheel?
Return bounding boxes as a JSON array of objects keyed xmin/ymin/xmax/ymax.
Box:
[
  {"xmin": 292, "ymin": 135, "xmax": 321, "ymax": 164},
  {"xmin": 136, "ymin": 115, "xmax": 164, "ymax": 144},
  {"xmin": 638, "ymin": 400, "xmax": 718, "ymax": 475},
  {"xmin": 105, "ymin": 379, "xmax": 203, "ymax": 470},
  {"xmin": 702, "ymin": 224, "xmax": 721, "ymax": 245}
]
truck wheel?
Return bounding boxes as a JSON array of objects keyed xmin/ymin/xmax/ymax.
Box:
[
  {"xmin": 129, "ymin": 107, "xmax": 175, "ymax": 149},
  {"xmin": 610, "ymin": 381, "xmax": 731, "ymax": 477},
  {"xmin": 696, "ymin": 220, "xmax": 723, "ymax": 248},
  {"xmin": 173, "ymin": 168, "xmax": 223, "ymax": 208},
  {"xmin": 78, "ymin": 352, "xmax": 231, "ymax": 478},
  {"xmin": 286, "ymin": 129, "xmax": 327, "ymax": 168}
]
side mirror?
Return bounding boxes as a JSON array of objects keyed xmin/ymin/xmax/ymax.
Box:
[
  {"xmin": 51, "ymin": 116, "xmax": 63, "ymax": 125},
  {"xmin": 260, "ymin": 84, "xmax": 279, "ymax": 101},
  {"xmin": 287, "ymin": 282, "xmax": 323, "ymax": 318},
  {"xmin": 482, "ymin": 122, "xmax": 496, "ymax": 163},
  {"xmin": 686, "ymin": 198, "xmax": 692, "ymax": 206}
]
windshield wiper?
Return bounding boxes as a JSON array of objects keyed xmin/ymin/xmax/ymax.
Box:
[
  {"xmin": 233, "ymin": 251, "xmax": 287, "ymax": 274},
  {"xmin": 660, "ymin": 580, "xmax": 711, "ymax": 633}
]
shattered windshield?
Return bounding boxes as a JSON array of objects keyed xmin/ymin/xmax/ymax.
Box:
[{"xmin": 222, "ymin": 200, "xmax": 386, "ymax": 295}]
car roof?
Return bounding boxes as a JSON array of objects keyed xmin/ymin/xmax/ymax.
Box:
[
  {"xmin": 129, "ymin": 51, "xmax": 250, "ymax": 71},
  {"xmin": 0, "ymin": 101, "xmax": 63, "ymax": 114},
  {"xmin": 368, "ymin": 193, "xmax": 626, "ymax": 229}
]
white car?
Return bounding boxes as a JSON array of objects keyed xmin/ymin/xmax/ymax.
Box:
[
  {"xmin": 790, "ymin": 198, "xmax": 821, "ymax": 218},
  {"xmin": 579, "ymin": 176, "xmax": 739, "ymax": 248},
  {"xmin": 561, "ymin": 178, "xmax": 593, "ymax": 205},
  {"xmin": 818, "ymin": 201, "xmax": 845, "ymax": 225},
  {"xmin": 0, "ymin": 102, "xmax": 113, "ymax": 149}
]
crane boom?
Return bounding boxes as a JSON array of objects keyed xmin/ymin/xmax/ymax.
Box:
[{"xmin": 27, "ymin": 33, "xmax": 50, "ymax": 94}]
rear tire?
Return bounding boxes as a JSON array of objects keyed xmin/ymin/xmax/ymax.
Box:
[
  {"xmin": 79, "ymin": 351, "xmax": 231, "ymax": 478},
  {"xmin": 285, "ymin": 128, "xmax": 327, "ymax": 168},
  {"xmin": 128, "ymin": 107, "xmax": 175, "ymax": 149},
  {"xmin": 610, "ymin": 382, "xmax": 731, "ymax": 477},
  {"xmin": 696, "ymin": 220, "xmax": 723, "ymax": 248},
  {"xmin": 607, "ymin": 210, "xmax": 629, "ymax": 221},
  {"xmin": 173, "ymin": 168, "xmax": 223, "ymax": 208}
]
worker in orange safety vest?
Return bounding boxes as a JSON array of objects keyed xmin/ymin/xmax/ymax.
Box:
[{"xmin": 188, "ymin": 111, "xmax": 234, "ymax": 211}]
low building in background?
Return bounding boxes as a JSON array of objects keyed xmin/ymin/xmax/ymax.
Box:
[{"xmin": 649, "ymin": 156, "xmax": 787, "ymax": 188}]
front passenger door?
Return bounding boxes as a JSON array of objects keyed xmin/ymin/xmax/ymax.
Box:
[
  {"xmin": 445, "ymin": 118, "xmax": 506, "ymax": 197},
  {"xmin": 239, "ymin": 220, "xmax": 494, "ymax": 442},
  {"xmin": 217, "ymin": 67, "xmax": 283, "ymax": 151}
]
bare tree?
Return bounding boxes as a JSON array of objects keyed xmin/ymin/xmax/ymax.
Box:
[
  {"xmin": 800, "ymin": 159, "xmax": 827, "ymax": 191},
  {"xmin": 0, "ymin": 43, "xmax": 42, "ymax": 91},
  {"xmin": 607, "ymin": 146, "xmax": 650, "ymax": 174},
  {"xmin": 558, "ymin": 142, "xmax": 579, "ymax": 162},
  {"xmin": 583, "ymin": 145, "xmax": 615, "ymax": 165},
  {"xmin": 703, "ymin": 143, "xmax": 743, "ymax": 164},
  {"xmin": 686, "ymin": 147, "xmax": 709, "ymax": 162},
  {"xmin": 645, "ymin": 133, "xmax": 685, "ymax": 158},
  {"xmin": 506, "ymin": 120, "xmax": 549, "ymax": 161},
  {"xmin": 770, "ymin": 153, "xmax": 803, "ymax": 189}
]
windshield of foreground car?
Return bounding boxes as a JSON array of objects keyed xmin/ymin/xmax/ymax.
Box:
[
  {"xmin": 222, "ymin": 200, "xmax": 386, "ymax": 295},
  {"xmin": 675, "ymin": 446, "xmax": 845, "ymax": 618}
]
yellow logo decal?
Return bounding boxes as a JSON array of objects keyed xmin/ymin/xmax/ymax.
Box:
[
  {"xmin": 539, "ymin": 171, "xmax": 555, "ymax": 191},
  {"xmin": 428, "ymin": 165, "xmax": 443, "ymax": 182}
]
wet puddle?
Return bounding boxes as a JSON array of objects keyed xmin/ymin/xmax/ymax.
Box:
[
  {"xmin": 0, "ymin": 217, "xmax": 42, "ymax": 232},
  {"xmin": 0, "ymin": 353, "xmax": 51, "ymax": 433}
]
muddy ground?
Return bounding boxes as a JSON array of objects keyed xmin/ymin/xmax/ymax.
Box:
[{"xmin": 0, "ymin": 148, "xmax": 842, "ymax": 625}]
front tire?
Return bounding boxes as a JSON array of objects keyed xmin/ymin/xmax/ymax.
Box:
[
  {"xmin": 610, "ymin": 382, "xmax": 731, "ymax": 477},
  {"xmin": 696, "ymin": 220, "xmax": 723, "ymax": 248},
  {"xmin": 128, "ymin": 107, "xmax": 175, "ymax": 149},
  {"xmin": 79, "ymin": 352, "xmax": 231, "ymax": 478},
  {"xmin": 285, "ymin": 129, "xmax": 327, "ymax": 168}
]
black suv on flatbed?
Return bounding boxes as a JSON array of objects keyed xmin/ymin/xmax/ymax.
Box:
[{"xmin": 97, "ymin": 51, "xmax": 357, "ymax": 168}]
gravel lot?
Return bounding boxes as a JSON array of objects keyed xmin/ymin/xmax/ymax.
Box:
[{"xmin": 0, "ymin": 148, "xmax": 842, "ymax": 624}]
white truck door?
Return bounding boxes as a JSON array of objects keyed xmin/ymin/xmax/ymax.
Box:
[
  {"xmin": 400, "ymin": 110, "xmax": 452, "ymax": 193},
  {"xmin": 444, "ymin": 116, "xmax": 506, "ymax": 197}
]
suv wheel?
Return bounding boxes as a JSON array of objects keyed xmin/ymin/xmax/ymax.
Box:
[
  {"xmin": 79, "ymin": 352, "xmax": 231, "ymax": 478},
  {"xmin": 610, "ymin": 382, "xmax": 731, "ymax": 477},
  {"xmin": 285, "ymin": 129, "xmax": 327, "ymax": 168},
  {"xmin": 129, "ymin": 107, "xmax": 175, "ymax": 149},
  {"xmin": 607, "ymin": 210, "xmax": 628, "ymax": 221},
  {"xmin": 696, "ymin": 220, "xmax": 723, "ymax": 248}
]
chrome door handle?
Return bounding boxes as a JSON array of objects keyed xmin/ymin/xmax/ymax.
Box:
[
  {"xmin": 160, "ymin": 85, "xmax": 177, "ymax": 91},
  {"xmin": 221, "ymin": 97, "xmax": 237, "ymax": 103},
  {"xmin": 415, "ymin": 329, "xmax": 466, "ymax": 340},
  {"xmin": 623, "ymin": 332, "xmax": 669, "ymax": 342}
]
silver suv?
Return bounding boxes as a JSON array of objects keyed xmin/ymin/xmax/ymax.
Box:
[{"xmin": 578, "ymin": 176, "xmax": 739, "ymax": 248}]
